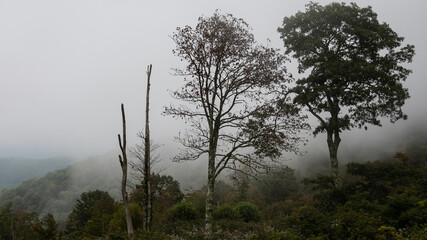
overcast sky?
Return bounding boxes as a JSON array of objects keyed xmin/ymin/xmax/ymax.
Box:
[{"xmin": 1, "ymin": 0, "xmax": 426, "ymax": 159}]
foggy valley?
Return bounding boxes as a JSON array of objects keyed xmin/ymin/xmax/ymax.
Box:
[{"xmin": 0, "ymin": 0, "xmax": 426, "ymax": 239}]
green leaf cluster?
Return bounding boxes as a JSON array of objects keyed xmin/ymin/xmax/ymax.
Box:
[{"xmin": 278, "ymin": 2, "xmax": 415, "ymax": 134}]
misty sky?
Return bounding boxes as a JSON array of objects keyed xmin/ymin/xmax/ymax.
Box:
[{"xmin": 1, "ymin": 0, "xmax": 426, "ymax": 159}]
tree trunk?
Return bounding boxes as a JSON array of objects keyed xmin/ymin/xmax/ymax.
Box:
[
  {"xmin": 205, "ymin": 159, "xmax": 215, "ymax": 237},
  {"xmin": 327, "ymin": 130, "xmax": 342, "ymax": 187},
  {"xmin": 118, "ymin": 104, "xmax": 134, "ymax": 239},
  {"xmin": 144, "ymin": 65, "xmax": 152, "ymax": 231},
  {"xmin": 205, "ymin": 120, "xmax": 219, "ymax": 236},
  {"xmin": 122, "ymin": 167, "xmax": 134, "ymax": 240}
]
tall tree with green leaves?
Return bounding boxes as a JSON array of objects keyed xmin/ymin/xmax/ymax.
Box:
[
  {"xmin": 278, "ymin": 2, "xmax": 415, "ymax": 186},
  {"xmin": 165, "ymin": 11, "xmax": 308, "ymax": 235},
  {"xmin": 65, "ymin": 190, "xmax": 116, "ymax": 237}
]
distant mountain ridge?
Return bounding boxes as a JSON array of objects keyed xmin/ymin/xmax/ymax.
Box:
[
  {"xmin": 0, "ymin": 157, "xmax": 75, "ymax": 191},
  {"xmin": 1, "ymin": 131, "xmax": 426, "ymax": 226},
  {"xmin": 0, "ymin": 150, "xmax": 210, "ymax": 225},
  {"xmin": 0, "ymin": 153, "xmax": 122, "ymax": 225}
]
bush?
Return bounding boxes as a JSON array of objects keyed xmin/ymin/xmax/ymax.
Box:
[
  {"xmin": 262, "ymin": 200, "xmax": 296, "ymax": 221},
  {"xmin": 333, "ymin": 204, "xmax": 381, "ymax": 239},
  {"xmin": 375, "ymin": 226, "xmax": 403, "ymax": 240},
  {"xmin": 134, "ymin": 229, "xmax": 172, "ymax": 240},
  {"xmin": 184, "ymin": 189, "xmax": 206, "ymax": 218},
  {"xmin": 248, "ymin": 232, "xmax": 300, "ymax": 240},
  {"xmin": 213, "ymin": 204, "xmax": 235, "ymax": 220},
  {"xmin": 172, "ymin": 201, "xmax": 197, "ymax": 220},
  {"xmin": 108, "ymin": 203, "xmax": 143, "ymax": 237},
  {"xmin": 285, "ymin": 206, "xmax": 329, "ymax": 239},
  {"xmin": 234, "ymin": 202, "xmax": 260, "ymax": 222}
]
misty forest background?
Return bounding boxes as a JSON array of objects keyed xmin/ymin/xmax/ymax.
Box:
[{"xmin": 1, "ymin": 1, "xmax": 427, "ymax": 240}]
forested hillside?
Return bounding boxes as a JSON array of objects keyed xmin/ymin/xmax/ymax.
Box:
[
  {"xmin": 0, "ymin": 153, "xmax": 121, "ymax": 224},
  {"xmin": 0, "ymin": 150, "xmax": 425, "ymax": 239},
  {"xmin": 0, "ymin": 157, "xmax": 74, "ymax": 191}
]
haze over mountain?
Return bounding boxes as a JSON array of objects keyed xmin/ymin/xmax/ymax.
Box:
[
  {"xmin": 0, "ymin": 153, "xmax": 120, "ymax": 224},
  {"xmin": 0, "ymin": 0, "xmax": 426, "ymax": 161},
  {"xmin": 1, "ymin": 124, "xmax": 425, "ymax": 228},
  {"xmin": 0, "ymin": 157, "xmax": 75, "ymax": 191},
  {"xmin": 0, "ymin": 150, "xmax": 208, "ymax": 225}
]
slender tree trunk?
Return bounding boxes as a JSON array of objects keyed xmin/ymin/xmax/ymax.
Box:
[
  {"xmin": 204, "ymin": 114, "xmax": 221, "ymax": 237},
  {"xmin": 144, "ymin": 65, "xmax": 152, "ymax": 231},
  {"xmin": 118, "ymin": 104, "xmax": 134, "ymax": 240},
  {"xmin": 327, "ymin": 130, "xmax": 342, "ymax": 187},
  {"xmin": 205, "ymin": 154, "xmax": 216, "ymax": 237}
]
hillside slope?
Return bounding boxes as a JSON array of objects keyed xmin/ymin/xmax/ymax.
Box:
[
  {"xmin": 0, "ymin": 157, "xmax": 75, "ymax": 191},
  {"xmin": 0, "ymin": 153, "xmax": 121, "ymax": 224}
]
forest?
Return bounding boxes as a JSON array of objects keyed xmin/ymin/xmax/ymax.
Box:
[
  {"xmin": 1, "ymin": 146, "xmax": 426, "ymax": 239},
  {"xmin": 1, "ymin": 2, "xmax": 426, "ymax": 240}
]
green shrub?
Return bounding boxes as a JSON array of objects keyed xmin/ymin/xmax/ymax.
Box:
[
  {"xmin": 262, "ymin": 200, "xmax": 296, "ymax": 220},
  {"xmin": 184, "ymin": 189, "xmax": 206, "ymax": 218},
  {"xmin": 213, "ymin": 204, "xmax": 235, "ymax": 220},
  {"xmin": 108, "ymin": 203, "xmax": 143, "ymax": 236},
  {"xmin": 333, "ymin": 205, "xmax": 381, "ymax": 239},
  {"xmin": 285, "ymin": 206, "xmax": 329, "ymax": 239},
  {"xmin": 375, "ymin": 226, "xmax": 403, "ymax": 240},
  {"xmin": 134, "ymin": 229, "xmax": 172, "ymax": 240},
  {"xmin": 234, "ymin": 202, "xmax": 260, "ymax": 222},
  {"xmin": 172, "ymin": 201, "xmax": 197, "ymax": 220},
  {"xmin": 249, "ymin": 231, "xmax": 300, "ymax": 240}
]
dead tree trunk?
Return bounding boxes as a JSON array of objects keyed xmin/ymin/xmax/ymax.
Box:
[
  {"xmin": 144, "ymin": 64, "xmax": 152, "ymax": 231},
  {"xmin": 118, "ymin": 103, "xmax": 134, "ymax": 239}
]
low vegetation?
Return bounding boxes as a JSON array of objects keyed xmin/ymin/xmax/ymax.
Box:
[{"xmin": 0, "ymin": 151, "xmax": 425, "ymax": 239}]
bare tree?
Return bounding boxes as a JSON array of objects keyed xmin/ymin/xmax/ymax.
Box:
[
  {"xmin": 118, "ymin": 103, "xmax": 134, "ymax": 239},
  {"xmin": 129, "ymin": 132, "xmax": 165, "ymax": 231},
  {"xmin": 143, "ymin": 64, "xmax": 152, "ymax": 231},
  {"xmin": 129, "ymin": 132, "xmax": 163, "ymax": 184},
  {"xmin": 164, "ymin": 11, "xmax": 309, "ymax": 235}
]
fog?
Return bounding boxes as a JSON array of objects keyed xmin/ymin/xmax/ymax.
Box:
[{"xmin": 1, "ymin": 0, "xmax": 426, "ymax": 175}]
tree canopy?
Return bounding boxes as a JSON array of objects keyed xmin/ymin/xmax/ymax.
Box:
[
  {"xmin": 167, "ymin": 11, "xmax": 307, "ymax": 167},
  {"xmin": 65, "ymin": 190, "xmax": 116, "ymax": 237},
  {"xmin": 278, "ymin": 2, "xmax": 415, "ymax": 185},
  {"xmin": 165, "ymin": 10, "xmax": 308, "ymax": 234}
]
